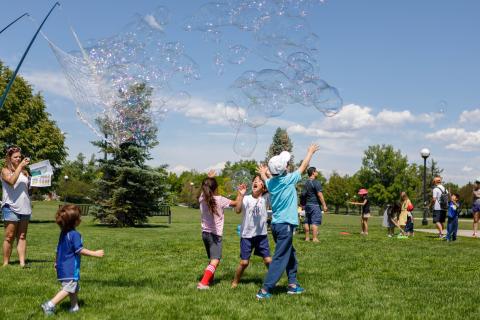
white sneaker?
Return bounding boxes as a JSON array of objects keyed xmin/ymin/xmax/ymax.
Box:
[
  {"xmin": 41, "ymin": 302, "xmax": 55, "ymax": 316},
  {"xmin": 197, "ymin": 282, "xmax": 210, "ymax": 290},
  {"xmin": 69, "ymin": 305, "xmax": 79, "ymax": 313}
]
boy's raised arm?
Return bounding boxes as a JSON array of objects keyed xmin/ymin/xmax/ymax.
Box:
[
  {"xmin": 80, "ymin": 248, "xmax": 104, "ymax": 258},
  {"xmin": 234, "ymin": 184, "xmax": 247, "ymax": 214},
  {"xmin": 257, "ymin": 164, "xmax": 270, "ymax": 182},
  {"xmin": 298, "ymin": 144, "xmax": 320, "ymax": 174}
]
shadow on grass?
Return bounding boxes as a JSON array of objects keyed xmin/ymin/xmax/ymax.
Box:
[
  {"xmin": 82, "ymin": 278, "xmax": 153, "ymax": 288},
  {"xmin": 232, "ymin": 277, "xmax": 263, "ymax": 286},
  {"xmin": 195, "ymin": 274, "xmax": 264, "ymax": 287},
  {"xmin": 90, "ymin": 223, "xmax": 170, "ymax": 229},
  {"xmin": 6, "ymin": 259, "xmax": 52, "ymax": 268},
  {"xmin": 58, "ymin": 299, "xmax": 85, "ymax": 312},
  {"xmin": 271, "ymin": 285, "xmax": 289, "ymax": 295},
  {"xmin": 29, "ymin": 220, "xmax": 55, "ymax": 224}
]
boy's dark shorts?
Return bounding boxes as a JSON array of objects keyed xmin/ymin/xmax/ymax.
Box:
[
  {"xmin": 202, "ymin": 232, "xmax": 222, "ymax": 260},
  {"xmin": 404, "ymin": 221, "xmax": 414, "ymax": 233},
  {"xmin": 240, "ymin": 235, "xmax": 270, "ymax": 260},
  {"xmin": 305, "ymin": 204, "xmax": 322, "ymax": 225},
  {"xmin": 432, "ymin": 210, "xmax": 446, "ymax": 223}
]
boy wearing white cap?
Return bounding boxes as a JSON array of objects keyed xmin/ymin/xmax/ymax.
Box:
[{"xmin": 256, "ymin": 144, "xmax": 319, "ymax": 299}]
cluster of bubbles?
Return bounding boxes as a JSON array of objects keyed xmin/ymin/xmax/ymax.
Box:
[
  {"xmin": 185, "ymin": 0, "xmax": 342, "ymax": 157},
  {"xmin": 46, "ymin": 6, "xmax": 198, "ymax": 146},
  {"xmin": 228, "ymin": 169, "xmax": 253, "ymax": 192}
]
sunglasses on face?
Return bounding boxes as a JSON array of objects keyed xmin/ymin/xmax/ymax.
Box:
[{"xmin": 5, "ymin": 146, "xmax": 22, "ymax": 157}]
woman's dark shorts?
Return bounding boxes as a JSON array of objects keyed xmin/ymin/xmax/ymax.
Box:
[
  {"xmin": 473, "ymin": 200, "xmax": 480, "ymax": 213},
  {"xmin": 202, "ymin": 232, "xmax": 222, "ymax": 260}
]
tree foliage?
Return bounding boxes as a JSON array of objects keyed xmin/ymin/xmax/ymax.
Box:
[
  {"xmin": 92, "ymin": 83, "xmax": 168, "ymax": 226},
  {"xmin": 0, "ymin": 61, "xmax": 67, "ymax": 170},
  {"xmin": 357, "ymin": 144, "xmax": 421, "ymax": 207},
  {"xmin": 57, "ymin": 153, "xmax": 98, "ymax": 203},
  {"xmin": 324, "ymin": 172, "xmax": 356, "ymax": 214},
  {"xmin": 266, "ymin": 128, "xmax": 294, "ymax": 169}
]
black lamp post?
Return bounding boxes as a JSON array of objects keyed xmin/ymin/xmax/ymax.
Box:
[
  {"xmin": 421, "ymin": 148, "xmax": 430, "ymax": 225},
  {"xmin": 189, "ymin": 182, "xmax": 194, "ymax": 208},
  {"xmin": 345, "ymin": 193, "xmax": 349, "ymax": 215},
  {"xmin": 63, "ymin": 175, "xmax": 69, "ymax": 205}
]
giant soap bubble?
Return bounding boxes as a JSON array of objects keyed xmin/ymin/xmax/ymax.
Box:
[
  {"xmin": 48, "ymin": 1, "xmax": 342, "ymax": 157},
  {"xmin": 185, "ymin": 0, "xmax": 343, "ymax": 157},
  {"xmin": 46, "ymin": 7, "xmax": 199, "ymax": 147}
]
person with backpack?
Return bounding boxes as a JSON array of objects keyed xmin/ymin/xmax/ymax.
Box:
[
  {"xmin": 300, "ymin": 167, "xmax": 328, "ymax": 242},
  {"xmin": 430, "ymin": 176, "xmax": 449, "ymax": 238}
]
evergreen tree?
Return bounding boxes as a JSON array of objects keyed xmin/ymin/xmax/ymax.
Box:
[
  {"xmin": 92, "ymin": 83, "xmax": 169, "ymax": 226},
  {"xmin": 265, "ymin": 128, "xmax": 294, "ymax": 169}
]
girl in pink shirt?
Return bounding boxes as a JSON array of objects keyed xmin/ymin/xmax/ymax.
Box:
[{"xmin": 197, "ymin": 173, "xmax": 242, "ymax": 289}]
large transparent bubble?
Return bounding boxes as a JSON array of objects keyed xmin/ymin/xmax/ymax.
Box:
[
  {"xmin": 233, "ymin": 124, "xmax": 257, "ymax": 157},
  {"xmin": 47, "ymin": 7, "xmax": 199, "ymax": 147}
]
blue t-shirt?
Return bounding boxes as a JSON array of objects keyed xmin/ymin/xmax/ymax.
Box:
[
  {"xmin": 304, "ymin": 179, "xmax": 323, "ymax": 205},
  {"xmin": 56, "ymin": 229, "xmax": 83, "ymax": 281},
  {"xmin": 266, "ymin": 170, "xmax": 301, "ymax": 225},
  {"xmin": 447, "ymin": 201, "xmax": 460, "ymax": 219}
]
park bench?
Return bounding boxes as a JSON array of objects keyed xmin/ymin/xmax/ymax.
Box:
[
  {"xmin": 148, "ymin": 204, "xmax": 172, "ymax": 224},
  {"xmin": 58, "ymin": 203, "xmax": 91, "ymax": 216}
]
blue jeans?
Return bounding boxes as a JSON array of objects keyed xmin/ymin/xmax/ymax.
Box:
[
  {"xmin": 262, "ymin": 223, "xmax": 298, "ymax": 292},
  {"xmin": 446, "ymin": 216, "xmax": 458, "ymax": 241}
]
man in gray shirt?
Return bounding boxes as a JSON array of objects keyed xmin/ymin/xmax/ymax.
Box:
[{"xmin": 430, "ymin": 176, "xmax": 448, "ymax": 238}]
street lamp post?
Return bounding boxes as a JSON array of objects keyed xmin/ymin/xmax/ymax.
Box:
[
  {"xmin": 63, "ymin": 175, "xmax": 69, "ymax": 205},
  {"xmin": 421, "ymin": 148, "xmax": 431, "ymax": 226},
  {"xmin": 345, "ymin": 193, "xmax": 349, "ymax": 215},
  {"xmin": 189, "ymin": 182, "xmax": 194, "ymax": 208}
]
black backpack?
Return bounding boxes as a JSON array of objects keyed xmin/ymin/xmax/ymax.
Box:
[{"xmin": 435, "ymin": 186, "xmax": 449, "ymax": 210}]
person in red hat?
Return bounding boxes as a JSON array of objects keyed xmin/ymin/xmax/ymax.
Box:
[{"xmin": 348, "ymin": 189, "xmax": 370, "ymax": 235}]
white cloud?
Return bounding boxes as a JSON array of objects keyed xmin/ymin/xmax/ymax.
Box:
[
  {"xmin": 23, "ymin": 71, "xmax": 71, "ymax": 99},
  {"xmin": 459, "ymin": 109, "xmax": 480, "ymax": 123},
  {"xmin": 462, "ymin": 166, "xmax": 473, "ymax": 172},
  {"xmin": 168, "ymin": 164, "xmax": 191, "ymax": 174},
  {"xmin": 426, "ymin": 128, "xmax": 480, "ymax": 151},
  {"xmin": 321, "ymin": 104, "xmax": 441, "ymax": 132},
  {"xmin": 286, "ymin": 124, "xmax": 354, "ymax": 138},
  {"xmin": 177, "ymin": 98, "xmax": 229, "ymax": 126},
  {"xmin": 322, "ymin": 104, "xmax": 375, "ymax": 131},
  {"xmin": 205, "ymin": 162, "xmax": 226, "ymax": 173}
]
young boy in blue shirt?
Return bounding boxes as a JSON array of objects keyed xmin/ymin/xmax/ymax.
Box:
[
  {"xmin": 446, "ymin": 193, "xmax": 461, "ymax": 242},
  {"xmin": 256, "ymin": 144, "xmax": 319, "ymax": 299},
  {"xmin": 41, "ymin": 205, "xmax": 104, "ymax": 315}
]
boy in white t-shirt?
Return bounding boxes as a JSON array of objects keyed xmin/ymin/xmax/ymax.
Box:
[{"xmin": 231, "ymin": 175, "xmax": 272, "ymax": 288}]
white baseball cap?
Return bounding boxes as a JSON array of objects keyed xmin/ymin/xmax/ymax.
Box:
[{"xmin": 268, "ymin": 151, "xmax": 291, "ymax": 175}]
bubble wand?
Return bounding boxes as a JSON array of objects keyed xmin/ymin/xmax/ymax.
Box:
[
  {"xmin": 0, "ymin": 2, "xmax": 60, "ymax": 109},
  {"xmin": 0, "ymin": 12, "xmax": 29, "ymax": 35}
]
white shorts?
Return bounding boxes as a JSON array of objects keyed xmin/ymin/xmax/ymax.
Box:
[{"xmin": 60, "ymin": 280, "xmax": 79, "ymax": 293}]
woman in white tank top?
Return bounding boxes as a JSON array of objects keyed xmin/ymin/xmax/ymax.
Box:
[{"xmin": 1, "ymin": 146, "xmax": 31, "ymax": 267}]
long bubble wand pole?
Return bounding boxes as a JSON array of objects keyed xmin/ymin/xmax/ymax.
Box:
[
  {"xmin": 0, "ymin": 2, "xmax": 60, "ymax": 109},
  {"xmin": 0, "ymin": 12, "xmax": 29, "ymax": 35}
]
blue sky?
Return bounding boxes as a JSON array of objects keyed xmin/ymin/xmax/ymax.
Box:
[{"xmin": 1, "ymin": 0, "xmax": 480, "ymax": 184}]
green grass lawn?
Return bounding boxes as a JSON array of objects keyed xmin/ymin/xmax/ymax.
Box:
[{"xmin": 1, "ymin": 201, "xmax": 480, "ymax": 319}]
